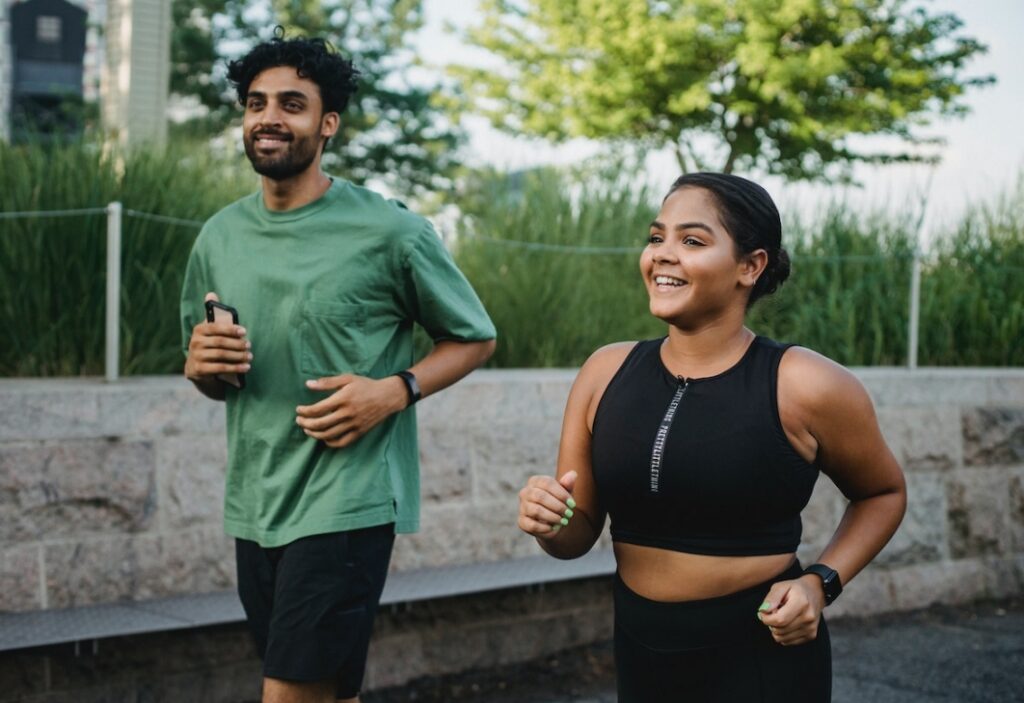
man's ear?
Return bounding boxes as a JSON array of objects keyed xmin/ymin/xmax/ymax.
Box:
[
  {"xmin": 738, "ymin": 248, "xmax": 769, "ymax": 289},
  {"xmin": 321, "ymin": 111, "xmax": 340, "ymax": 141}
]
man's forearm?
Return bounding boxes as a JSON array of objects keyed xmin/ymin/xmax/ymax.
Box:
[{"xmin": 407, "ymin": 338, "xmax": 496, "ymax": 400}]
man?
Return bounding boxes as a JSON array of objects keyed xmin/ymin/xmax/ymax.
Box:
[{"xmin": 180, "ymin": 36, "xmax": 496, "ymax": 703}]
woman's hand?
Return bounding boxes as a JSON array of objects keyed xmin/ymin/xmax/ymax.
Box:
[
  {"xmin": 518, "ymin": 471, "xmax": 578, "ymax": 539},
  {"xmin": 757, "ymin": 574, "xmax": 826, "ymax": 646}
]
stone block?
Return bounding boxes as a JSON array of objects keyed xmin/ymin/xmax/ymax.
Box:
[
  {"xmin": 887, "ymin": 559, "xmax": 988, "ymax": 611},
  {"xmin": 947, "ymin": 469, "xmax": 1013, "ymax": 559},
  {"xmin": 0, "ymin": 545, "xmax": 42, "ymax": 612},
  {"xmin": 472, "ymin": 421, "xmax": 561, "ymax": 501},
  {"xmin": 877, "ymin": 406, "xmax": 961, "ymax": 473},
  {"xmin": 0, "ymin": 439, "xmax": 156, "ymax": 542},
  {"xmin": 799, "ymin": 477, "xmax": 844, "ymax": 554},
  {"xmin": 98, "ymin": 380, "xmax": 225, "ymax": 439},
  {"xmin": 875, "ymin": 472, "xmax": 948, "ymax": 566},
  {"xmin": 157, "ymin": 435, "xmax": 227, "ymax": 529},
  {"xmin": 962, "ymin": 407, "xmax": 1024, "ymax": 466},
  {"xmin": 365, "ymin": 578, "xmax": 612, "ymax": 690},
  {"xmin": 418, "ymin": 372, "xmax": 549, "ymax": 428},
  {"xmin": 390, "ymin": 499, "xmax": 534, "ymax": 571},
  {"xmin": 858, "ymin": 370, "xmax": 1024, "ymax": 409},
  {"xmin": 0, "ymin": 382, "xmax": 101, "ymax": 441},
  {"xmin": 1009, "ymin": 467, "xmax": 1024, "ymax": 552},
  {"xmin": 45, "ymin": 528, "xmax": 235, "ymax": 608},
  {"xmin": 981, "ymin": 555, "xmax": 1024, "ymax": 599},
  {"xmin": 827, "ymin": 566, "xmax": 895, "ymax": 619},
  {"xmin": 418, "ymin": 425, "xmax": 474, "ymax": 503}
]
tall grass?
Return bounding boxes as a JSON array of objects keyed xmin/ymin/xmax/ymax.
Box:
[
  {"xmin": 0, "ymin": 139, "xmax": 255, "ymax": 376},
  {"xmin": 453, "ymin": 168, "xmax": 1023, "ymax": 368},
  {"xmin": 1, "ymin": 142, "xmax": 1021, "ymax": 375}
]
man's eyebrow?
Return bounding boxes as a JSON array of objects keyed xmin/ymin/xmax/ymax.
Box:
[{"xmin": 245, "ymin": 90, "xmax": 309, "ymax": 101}]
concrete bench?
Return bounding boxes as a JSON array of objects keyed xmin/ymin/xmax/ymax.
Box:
[{"xmin": 0, "ymin": 549, "xmax": 616, "ymax": 652}]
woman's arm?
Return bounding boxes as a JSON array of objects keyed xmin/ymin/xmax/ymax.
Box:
[
  {"xmin": 517, "ymin": 343, "xmax": 633, "ymax": 559},
  {"xmin": 760, "ymin": 347, "xmax": 907, "ymax": 644}
]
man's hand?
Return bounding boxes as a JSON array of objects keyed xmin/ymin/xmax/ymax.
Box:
[
  {"xmin": 295, "ymin": 374, "xmax": 408, "ymax": 448},
  {"xmin": 184, "ymin": 292, "xmax": 251, "ymax": 387},
  {"xmin": 757, "ymin": 574, "xmax": 827, "ymax": 646}
]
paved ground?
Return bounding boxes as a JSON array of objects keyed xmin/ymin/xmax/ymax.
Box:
[{"xmin": 364, "ymin": 596, "xmax": 1024, "ymax": 702}]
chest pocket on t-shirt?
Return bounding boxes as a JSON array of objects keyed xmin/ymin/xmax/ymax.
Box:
[{"xmin": 300, "ymin": 300, "xmax": 376, "ymax": 377}]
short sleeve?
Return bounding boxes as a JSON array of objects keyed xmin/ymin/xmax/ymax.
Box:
[
  {"xmin": 400, "ymin": 222, "xmax": 496, "ymax": 343},
  {"xmin": 179, "ymin": 233, "xmax": 210, "ymax": 357}
]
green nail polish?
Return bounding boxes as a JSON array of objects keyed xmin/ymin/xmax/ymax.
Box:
[
  {"xmin": 564, "ymin": 508, "xmax": 574, "ymax": 518},
  {"xmin": 758, "ymin": 601, "xmax": 772, "ymax": 613},
  {"xmin": 560, "ymin": 517, "xmax": 569, "ymax": 526},
  {"xmin": 567, "ymin": 497, "xmax": 576, "ymax": 509}
]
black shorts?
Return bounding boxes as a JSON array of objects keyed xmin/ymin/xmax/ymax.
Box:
[
  {"xmin": 235, "ymin": 524, "xmax": 395, "ymax": 699},
  {"xmin": 614, "ymin": 560, "xmax": 832, "ymax": 703}
]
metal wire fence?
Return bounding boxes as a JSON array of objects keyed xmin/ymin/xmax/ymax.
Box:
[{"xmin": 5, "ymin": 203, "xmax": 1023, "ymax": 376}]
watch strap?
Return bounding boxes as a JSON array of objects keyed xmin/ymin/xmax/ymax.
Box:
[
  {"xmin": 803, "ymin": 563, "xmax": 842, "ymax": 606},
  {"xmin": 395, "ymin": 370, "xmax": 421, "ymax": 406}
]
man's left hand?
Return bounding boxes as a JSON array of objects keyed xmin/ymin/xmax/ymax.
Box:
[{"xmin": 296, "ymin": 374, "xmax": 407, "ymax": 448}]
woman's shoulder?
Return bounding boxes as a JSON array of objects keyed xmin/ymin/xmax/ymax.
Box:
[
  {"xmin": 581, "ymin": 341, "xmax": 643, "ymax": 378},
  {"xmin": 778, "ymin": 345, "xmax": 874, "ymax": 416}
]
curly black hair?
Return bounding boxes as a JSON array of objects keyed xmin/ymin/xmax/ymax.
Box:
[{"xmin": 227, "ymin": 33, "xmax": 360, "ymax": 116}]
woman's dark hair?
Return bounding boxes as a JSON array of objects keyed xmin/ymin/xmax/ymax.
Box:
[
  {"xmin": 227, "ymin": 31, "xmax": 360, "ymax": 117},
  {"xmin": 666, "ymin": 172, "xmax": 790, "ymax": 307}
]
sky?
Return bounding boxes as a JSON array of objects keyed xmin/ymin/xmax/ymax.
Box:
[{"xmin": 411, "ymin": 0, "xmax": 1024, "ymax": 240}]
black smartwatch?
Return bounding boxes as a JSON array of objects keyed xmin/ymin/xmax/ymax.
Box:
[
  {"xmin": 395, "ymin": 370, "xmax": 421, "ymax": 406},
  {"xmin": 803, "ymin": 563, "xmax": 842, "ymax": 606}
]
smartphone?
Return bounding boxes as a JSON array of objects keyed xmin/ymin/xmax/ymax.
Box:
[{"xmin": 204, "ymin": 300, "xmax": 246, "ymax": 389}]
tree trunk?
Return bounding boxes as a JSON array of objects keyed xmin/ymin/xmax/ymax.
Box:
[
  {"xmin": 722, "ymin": 142, "xmax": 738, "ymax": 174},
  {"xmin": 674, "ymin": 144, "xmax": 690, "ymax": 174}
]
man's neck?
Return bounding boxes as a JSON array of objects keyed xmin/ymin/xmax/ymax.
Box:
[{"xmin": 261, "ymin": 167, "xmax": 332, "ymax": 212}]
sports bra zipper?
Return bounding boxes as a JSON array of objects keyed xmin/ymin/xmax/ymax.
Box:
[{"xmin": 649, "ymin": 376, "xmax": 689, "ymax": 494}]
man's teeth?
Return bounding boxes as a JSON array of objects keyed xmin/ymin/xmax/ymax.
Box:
[{"xmin": 654, "ymin": 275, "xmax": 685, "ymax": 286}]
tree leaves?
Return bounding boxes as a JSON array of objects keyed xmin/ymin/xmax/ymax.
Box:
[{"xmin": 452, "ymin": 0, "xmax": 994, "ymax": 181}]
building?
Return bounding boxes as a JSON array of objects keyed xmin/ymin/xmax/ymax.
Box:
[{"xmin": 0, "ymin": 0, "xmax": 169, "ymax": 145}]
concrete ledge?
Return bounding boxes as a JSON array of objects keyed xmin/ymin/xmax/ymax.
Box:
[{"xmin": 0, "ymin": 549, "xmax": 616, "ymax": 652}]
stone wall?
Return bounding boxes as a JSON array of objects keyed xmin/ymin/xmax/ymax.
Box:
[{"xmin": 1, "ymin": 369, "xmax": 1023, "ymax": 694}]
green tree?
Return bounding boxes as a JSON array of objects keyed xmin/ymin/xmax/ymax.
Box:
[
  {"xmin": 170, "ymin": 0, "xmax": 462, "ymax": 197},
  {"xmin": 453, "ymin": 0, "xmax": 993, "ymax": 180}
]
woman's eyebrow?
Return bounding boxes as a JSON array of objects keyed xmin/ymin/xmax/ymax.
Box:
[{"xmin": 675, "ymin": 221, "xmax": 714, "ymax": 235}]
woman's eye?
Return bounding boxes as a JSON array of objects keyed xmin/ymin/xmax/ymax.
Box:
[
  {"xmin": 684, "ymin": 237, "xmax": 704, "ymax": 246},
  {"xmin": 647, "ymin": 234, "xmax": 662, "ymax": 244}
]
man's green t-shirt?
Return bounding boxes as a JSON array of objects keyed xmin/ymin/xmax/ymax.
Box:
[{"xmin": 180, "ymin": 178, "xmax": 496, "ymax": 547}]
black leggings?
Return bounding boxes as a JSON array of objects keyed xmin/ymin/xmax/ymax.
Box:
[{"xmin": 614, "ymin": 561, "xmax": 832, "ymax": 703}]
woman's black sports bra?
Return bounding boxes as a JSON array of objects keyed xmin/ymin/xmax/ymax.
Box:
[{"xmin": 591, "ymin": 336, "xmax": 819, "ymax": 556}]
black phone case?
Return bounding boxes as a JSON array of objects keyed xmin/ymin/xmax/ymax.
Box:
[{"xmin": 204, "ymin": 300, "xmax": 246, "ymax": 389}]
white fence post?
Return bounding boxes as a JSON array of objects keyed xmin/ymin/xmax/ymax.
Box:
[
  {"xmin": 105, "ymin": 202, "xmax": 122, "ymax": 382},
  {"xmin": 907, "ymin": 250, "xmax": 921, "ymax": 370}
]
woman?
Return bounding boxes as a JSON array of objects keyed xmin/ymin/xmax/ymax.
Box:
[{"xmin": 517, "ymin": 172, "xmax": 906, "ymax": 702}]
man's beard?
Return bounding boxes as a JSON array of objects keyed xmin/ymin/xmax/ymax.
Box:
[{"xmin": 244, "ymin": 129, "xmax": 320, "ymax": 181}]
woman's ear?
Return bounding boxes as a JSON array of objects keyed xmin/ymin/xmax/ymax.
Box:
[{"xmin": 739, "ymin": 248, "xmax": 769, "ymax": 289}]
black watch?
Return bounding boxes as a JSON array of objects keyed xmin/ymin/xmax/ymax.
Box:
[
  {"xmin": 803, "ymin": 563, "xmax": 842, "ymax": 606},
  {"xmin": 395, "ymin": 370, "xmax": 421, "ymax": 406}
]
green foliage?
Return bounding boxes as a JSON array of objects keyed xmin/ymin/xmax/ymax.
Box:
[
  {"xmin": 450, "ymin": 167, "xmax": 1023, "ymax": 368},
  {"xmin": 0, "ymin": 139, "xmax": 255, "ymax": 376},
  {"xmin": 170, "ymin": 0, "xmax": 462, "ymax": 198},
  {"xmin": 1, "ymin": 143, "xmax": 1021, "ymax": 376},
  {"xmin": 453, "ymin": 0, "xmax": 993, "ymax": 181}
]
